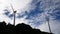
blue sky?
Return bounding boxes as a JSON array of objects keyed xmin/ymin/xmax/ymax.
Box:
[{"xmin": 0, "ymin": 0, "xmax": 60, "ymax": 34}]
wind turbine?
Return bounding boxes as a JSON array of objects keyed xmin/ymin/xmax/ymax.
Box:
[
  {"xmin": 10, "ymin": 4, "xmax": 17, "ymax": 25},
  {"xmin": 46, "ymin": 15, "xmax": 52, "ymax": 33},
  {"xmin": 43, "ymin": 11, "xmax": 52, "ymax": 33}
]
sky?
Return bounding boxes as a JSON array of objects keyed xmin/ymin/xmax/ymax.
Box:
[{"xmin": 0, "ymin": 0, "xmax": 60, "ymax": 34}]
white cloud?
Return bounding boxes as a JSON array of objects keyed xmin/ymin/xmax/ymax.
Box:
[
  {"xmin": 0, "ymin": 0, "xmax": 32, "ymax": 25},
  {"xmin": 25, "ymin": 0, "xmax": 60, "ymax": 34},
  {"xmin": 0, "ymin": 0, "xmax": 60, "ymax": 34}
]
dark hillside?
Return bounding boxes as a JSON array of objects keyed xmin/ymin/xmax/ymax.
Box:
[{"xmin": 0, "ymin": 21, "xmax": 53, "ymax": 34}]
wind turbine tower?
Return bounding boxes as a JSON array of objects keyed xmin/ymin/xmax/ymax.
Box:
[
  {"xmin": 46, "ymin": 15, "xmax": 52, "ymax": 33},
  {"xmin": 10, "ymin": 4, "xmax": 17, "ymax": 25}
]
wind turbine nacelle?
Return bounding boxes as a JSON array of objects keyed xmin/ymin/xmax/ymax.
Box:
[{"xmin": 14, "ymin": 11, "xmax": 17, "ymax": 13}]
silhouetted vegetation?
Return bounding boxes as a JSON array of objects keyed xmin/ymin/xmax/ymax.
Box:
[{"xmin": 0, "ymin": 21, "xmax": 53, "ymax": 34}]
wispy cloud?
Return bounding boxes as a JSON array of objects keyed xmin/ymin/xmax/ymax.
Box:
[
  {"xmin": 23, "ymin": 0, "xmax": 60, "ymax": 34},
  {"xmin": 0, "ymin": 0, "xmax": 32, "ymax": 24},
  {"xmin": 0, "ymin": 0, "xmax": 60, "ymax": 34}
]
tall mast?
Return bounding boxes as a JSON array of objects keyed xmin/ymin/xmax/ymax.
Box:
[
  {"xmin": 43, "ymin": 11, "xmax": 52, "ymax": 33},
  {"xmin": 10, "ymin": 4, "xmax": 17, "ymax": 25},
  {"xmin": 46, "ymin": 15, "xmax": 52, "ymax": 33}
]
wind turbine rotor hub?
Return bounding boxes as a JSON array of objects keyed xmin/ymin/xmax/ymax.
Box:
[{"xmin": 14, "ymin": 11, "xmax": 17, "ymax": 13}]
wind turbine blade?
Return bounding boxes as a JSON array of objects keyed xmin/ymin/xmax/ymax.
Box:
[{"xmin": 10, "ymin": 4, "xmax": 14, "ymax": 12}]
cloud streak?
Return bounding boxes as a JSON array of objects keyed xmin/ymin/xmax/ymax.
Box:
[{"xmin": 0, "ymin": 0, "xmax": 60, "ymax": 34}]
